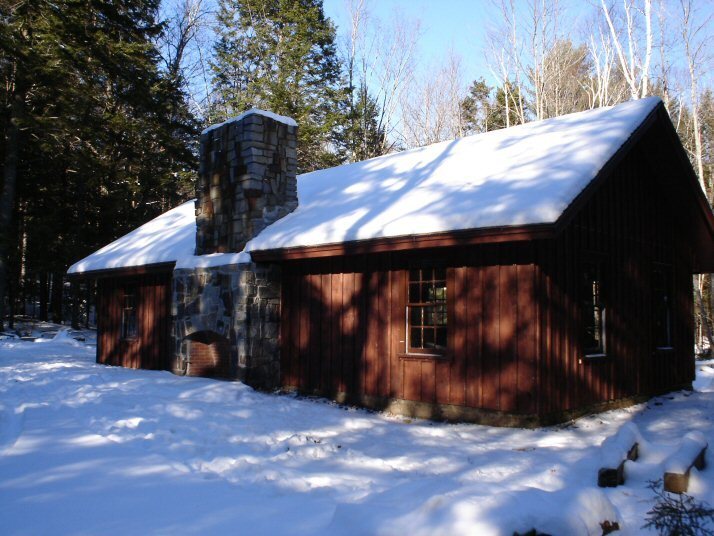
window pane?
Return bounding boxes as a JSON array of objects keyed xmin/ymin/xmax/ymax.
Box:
[
  {"xmin": 422, "ymin": 283, "xmax": 432, "ymax": 302},
  {"xmin": 435, "ymin": 328, "xmax": 447, "ymax": 349},
  {"xmin": 409, "ymin": 283, "xmax": 420, "ymax": 302},
  {"xmin": 419, "ymin": 306, "xmax": 431, "ymax": 326},
  {"xmin": 410, "ymin": 306, "xmax": 423, "ymax": 326},
  {"xmin": 122, "ymin": 290, "xmax": 138, "ymax": 340},
  {"xmin": 582, "ymin": 261, "xmax": 604, "ymax": 354},
  {"xmin": 408, "ymin": 265, "xmax": 448, "ymax": 351},
  {"xmin": 423, "ymin": 329, "xmax": 435, "ymax": 349},
  {"xmin": 410, "ymin": 328, "xmax": 422, "ymax": 348}
]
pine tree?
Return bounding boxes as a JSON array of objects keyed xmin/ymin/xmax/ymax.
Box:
[
  {"xmin": 460, "ymin": 79, "xmax": 524, "ymax": 133},
  {"xmin": 0, "ymin": 0, "xmax": 197, "ymax": 327},
  {"xmin": 210, "ymin": 0, "xmax": 346, "ymax": 172},
  {"xmin": 345, "ymin": 83, "xmax": 386, "ymax": 162},
  {"xmin": 461, "ymin": 78, "xmax": 494, "ymax": 134}
]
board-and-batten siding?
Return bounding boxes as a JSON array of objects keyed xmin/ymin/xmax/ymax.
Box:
[
  {"xmin": 281, "ymin": 249, "xmax": 539, "ymax": 414},
  {"xmin": 97, "ymin": 272, "xmax": 172, "ymax": 371},
  {"xmin": 279, "ymin": 139, "xmax": 695, "ymax": 419}
]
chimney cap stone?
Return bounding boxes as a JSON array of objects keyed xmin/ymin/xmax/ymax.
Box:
[{"xmin": 202, "ymin": 109, "xmax": 298, "ymax": 136}]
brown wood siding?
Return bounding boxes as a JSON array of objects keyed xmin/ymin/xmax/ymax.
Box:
[
  {"xmin": 281, "ymin": 245, "xmax": 542, "ymax": 413},
  {"xmin": 534, "ymin": 135, "xmax": 695, "ymax": 414},
  {"xmin": 96, "ymin": 271, "xmax": 172, "ymax": 370},
  {"xmin": 279, "ymin": 132, "xmax": 696, "ymax": 418}
]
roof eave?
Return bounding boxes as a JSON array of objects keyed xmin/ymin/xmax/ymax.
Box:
[
  {"xmin": 249, "ymin": 223, "xmax": 555, "ymax": 262},
  {"xmin": 67, "ymin": 261, "xmax": 177, "ymax": 280}
]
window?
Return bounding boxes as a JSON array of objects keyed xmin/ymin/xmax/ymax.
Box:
[
  {"xmin": 652, "ymin": 265, "xmax": 673, "ymax": 349},
  {"xmin": 581, "ymin": 260, "xmax": 605, "ymax": 356},
  {"xmin": 121, "ymin": 290, "xmax": 138, "ymax": 340},
  {"xmin": 407, "ymin": 266, "xmax": 447, "ymax": 353}
]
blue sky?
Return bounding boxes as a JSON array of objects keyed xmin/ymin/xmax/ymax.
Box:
[{"xmin": 322, "ymin": 0, "xmax": 590, "ymax": 86}]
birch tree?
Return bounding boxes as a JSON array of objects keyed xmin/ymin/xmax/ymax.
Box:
[
  {"xmin": 599, "ymin": 0, "xmax": 653, "ymax": 100},
  {"xmin": 400, "ymin": 51, "xmax": 466, "ymax": 147},
  {"xmin": 679, "ymin": 0, "xmax": 711, "ymax": 194},
  {"xmin": 158, "ymin": 0, "xmax": 213, "ymax": 119}
]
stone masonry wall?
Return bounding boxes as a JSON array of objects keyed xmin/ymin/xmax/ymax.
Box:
[
  {"xmin": 171, "ymin": 262, "xmax": 281, "ymax": 389},
  {"xmin": 195, "ymin": 113, "xmax": 298, "ymax": 255},
  {"xmin": 172, "ymin": 110, "xmax": 296, "ymax": 388}
]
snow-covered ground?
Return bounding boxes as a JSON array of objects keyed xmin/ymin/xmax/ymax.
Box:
[{"xmin": 1, "ymin": 334, "xmax": 713, "ymax": 535}]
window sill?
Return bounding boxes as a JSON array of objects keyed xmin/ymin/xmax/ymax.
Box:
[
  {"xmin": 398, "ymin": 352, "xmax": 449, "ymax": 361},
  {"xmin": 580, "ymin": 353, "xmax": 610, "ymax": 363}
]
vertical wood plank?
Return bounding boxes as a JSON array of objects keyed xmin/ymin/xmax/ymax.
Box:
[
  {"xmin": 391, "ymin": 268, "xmax": 405, "ymax": 399},
  {"xmin": 499, "ymin": 262, "xmax": 518, "ymax": 413},
  {"xmin": 365, "ymin": 256, "xmax": 380, "ymax": 397},
  {"xmin": 403, "ymin": 359, "xmax": 421, "ymax": 401},
  {"xmin": 298, "ymin": 266, "xmax": 310, "ymax": 391},
  {"xmin": 280, "ymin": 269, "xmax": 291, "ymax": 386},
  {"xmin": 450, "ymin": 266, "xmax": 467, "ymax": 406},
  {"xmin": 482, "ymin": 254, "xmax": 500, "ymax": 410},
  {"xmin": 353, "ymin": 257, "xmax": 367, "ymax": 397},
  {"xmin": 378, "ymin": 254, "xmax": 390, "ymax": 398},
  {"xmin": 320, "ymin": 272, "xmax": 332, "ymax": 394},
  {"xmin": 342, "ymin": 267, "xmax": 355, "ymax": 394},
  {"xmin": 290, "ymin": 270, "xmax": 301, "ymax": 388},
  {"xmin": 465, "ymin": 263, "xmax": 483, "ymax": 408},
  {"xmin": 517, "ymin": 264, "xmax": 536, "ymax": 414},
  {"xmin": 309, "ymin": 271, "xmax": 322, "ymax": 392},
  {"xmin": 421, "ymin": 359, "xmax": 436, "ymax": 403},
  {"xmin": 331, "ymin": 259, "xmax": 344, "ymax": 395}
]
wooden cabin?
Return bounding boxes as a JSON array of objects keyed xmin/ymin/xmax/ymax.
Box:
[{"xmin": 69, "ymin": 98, "xmax": 714, "ymax": 426}]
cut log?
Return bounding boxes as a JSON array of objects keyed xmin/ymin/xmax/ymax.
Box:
[
  {"xmin": 597, "ymin": 423, "xmax": 641, "ymax": 487},
  {"xmin": 663, "ymin": 431, "xmax": 707, "ymax": 493}
]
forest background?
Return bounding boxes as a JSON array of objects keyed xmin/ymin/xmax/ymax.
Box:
[{"xmin": 1, "ymin": 0, "xmax": 712, "ymax": 353}]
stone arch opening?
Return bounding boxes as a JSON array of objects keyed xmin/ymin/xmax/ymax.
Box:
[{"xmin": 184, "ymin": 330, "xmax": 231, "ymax": 379}]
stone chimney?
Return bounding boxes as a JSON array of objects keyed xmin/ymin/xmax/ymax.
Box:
[{"xmin": 195, "ymin": 110, "xmax": 298, "ymax": 255}]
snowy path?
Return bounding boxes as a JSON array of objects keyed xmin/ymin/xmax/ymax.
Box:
[{"xmin": 0, "ymin": 339, "xmax": 713, "ymax": 535}]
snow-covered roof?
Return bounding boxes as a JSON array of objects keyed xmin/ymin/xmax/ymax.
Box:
[
  {"xmin": 69, "ymin": 97, "xmax": 661, "ymax": 274},
  {"xmin": 67, "ymin": 201, "xmax": 197, "ymax": 274},
  {"xmin": 247, "ymin": 97, "xmax": 660, "ymax": 251}
]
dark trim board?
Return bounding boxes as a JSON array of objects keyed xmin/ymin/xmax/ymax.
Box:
[
  {"xmin": 251, "ymin": 224, "xmax": 554, "ymax": 262},
  {"xmin": 69, "ymin": 262, "xmax": 176, "ymax": 280}
]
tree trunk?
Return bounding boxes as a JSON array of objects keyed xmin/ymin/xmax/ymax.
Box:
[
  {"xmin": 85, "ymin": 281, "xmax": 92, "ymax": 328},
  {"xmin": 50, "ymin": 271, "xmax": 63, "ymax": 323},
  {"xmin": 7, "ymin": 278, "xmax": 14, "ymax": 329},
  {"xmin": 71, "ymin": 279, "xmax": 80, "ymax": 329},
  {"xmin": 39, "ymin": 272, "xmax": 48, "ymax": 321},
  {"xmin": 0, "ymin": 90, "xmax": 23, "ymax": 331},
  {"xmin": 696, "ymin": 274, "xmax": 714, "ymax": 357}
]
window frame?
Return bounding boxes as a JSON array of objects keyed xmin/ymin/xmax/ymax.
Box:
[
  {"xmin": 581, "ymin": 257, "xmax": 607, "ymax": 358},
  {"xmin": 404, "ymin": 264, "xmax": 448, "ymax": 357},
  {"xmin": 120, "ymin": 288, "xmax": 139, "ymax": 341},
  {"xmin": 652, "ymin": 263, "xmax": 674, "ymax": 350}
]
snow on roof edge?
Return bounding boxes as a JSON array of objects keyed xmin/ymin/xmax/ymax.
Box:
[
  {"xmin": 67, "ymin": 200, "xmax": 197, "ymax": 275},
  {"xmin": 202, "ymin": 109, "xmax": 297, "ymax": 135}
]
